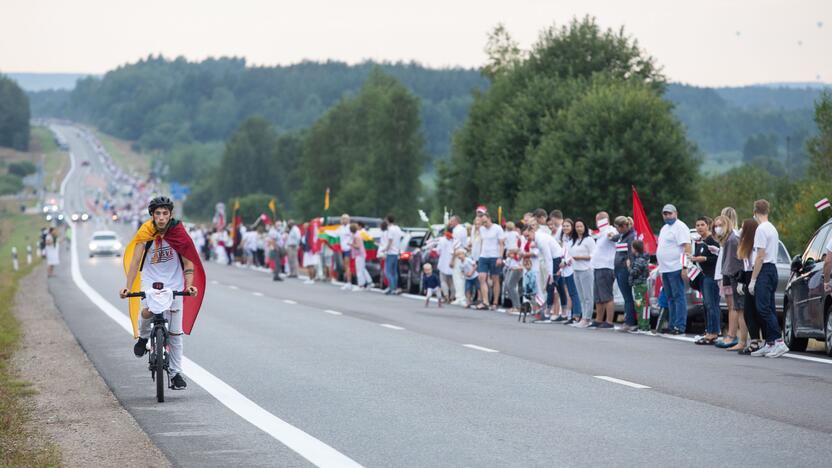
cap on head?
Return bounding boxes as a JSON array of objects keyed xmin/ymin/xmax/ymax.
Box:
[
  {"xmin": 662, "ymin": 204, "xmax": 677, "ymax": 214},
  {"xmin": 476, "ymin": 205, "xmax": 487, "ymax": 215}
]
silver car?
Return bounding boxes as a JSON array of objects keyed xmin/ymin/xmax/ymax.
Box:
[{"xmin": 88, "ymin": 231, "xmax": 123, "ymax": 258}]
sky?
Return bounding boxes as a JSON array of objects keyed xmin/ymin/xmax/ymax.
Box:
[{"xmin": 1, "ymin": 0, "xmax": 829, "ymax": 87}]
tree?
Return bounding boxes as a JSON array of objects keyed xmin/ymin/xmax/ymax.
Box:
[
  {"xmin": 0, "ymin": 74, "xmax": 30, "ymax": 150},
  {"xmin": 7, "ymin": 161, "xmax": 37, "ymax": 178},
  {"xmin": 442, "ymin": 16, "xmax": 675, "ymax": 220},
  {"xmin": 216, "ymin": 117, "xmax": 280, "ymax": 200},
  {"xmin": 742, "ymin": 133, "xmax": 779, "ymax": 162},
  {"xmin": 807, "ymin": 90, "xmax": 832, "ymax": 176}
]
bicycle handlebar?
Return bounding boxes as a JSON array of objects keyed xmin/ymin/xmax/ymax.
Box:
[{"xmin": 124, "ymin": 291, "xmax": 191, "ymax": 299}]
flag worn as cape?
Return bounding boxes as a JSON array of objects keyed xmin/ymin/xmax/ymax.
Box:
[{"xmin": 123, "ymin": 219, "xmax": 207, "ymax": 338}]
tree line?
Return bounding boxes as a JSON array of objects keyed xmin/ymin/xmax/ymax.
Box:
[{"xmin": 0, "ymin": 74, "xmax": 30, "ymax": 151}]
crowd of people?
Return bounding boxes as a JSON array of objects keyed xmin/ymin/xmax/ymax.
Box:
[{"xmin": 187, "ymin": 198, "xmax": 792, "ymax": 359}]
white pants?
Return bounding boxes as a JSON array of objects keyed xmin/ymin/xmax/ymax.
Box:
[
  {"xmin": 425, "ymin": 287, "xmax": 442, "ymax": 300},
  {"xmin": 452, "ymin": 263, "xmax": 466, "ymax": 303},
  {"xmin": 355, "ymin": 256, "xmax": 372, "ymax": 287},
  {"xmin": 139, "ymin": 308, "xmax": 183, "ymax": 375}
]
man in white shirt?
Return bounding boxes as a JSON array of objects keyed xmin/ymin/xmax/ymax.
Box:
[
  {"xmin": 523, "ymin": 225, "xmax": 554, "ymax": 314},
  {"xmin": 589, "ymin": 212, "xmax": 617, "ymax": 328},
  {"xmin": 476, "ymin": 211, "xmax": 505, "ymax": 309},
  {"xmin": 449, "ymin": 215, "xmax": 468, "ymax": 305},
  {"xmin": 286, "ymin": 221, "xmax": 301, "ymax": 278},
  {"xmin": 384, "ymin": 215, "xmax": 404, "ymax": 294},
  {"xmin": 656, "ymin": 204, "xmax": 692, "ymax": 334},
  {"xmin": 749, "ymin": 199, "xmax": 788, "ymax": 357},
  {"xmin": 337, "ymin": 214, "xmax": 354, "ymax": 289}
]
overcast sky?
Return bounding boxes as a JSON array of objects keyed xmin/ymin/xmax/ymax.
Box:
[{"xmin": 1, "ymin": 0, "xmax": 829, "ymax": 86}]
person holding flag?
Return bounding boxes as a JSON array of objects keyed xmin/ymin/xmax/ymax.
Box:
[{"xmin": 120, "ymin": 196, "xmax": 206, "ymax": 390}]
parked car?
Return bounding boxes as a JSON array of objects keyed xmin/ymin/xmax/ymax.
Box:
[
  {"xmin": 783, "ymin": 218, "xmax": 832, "ymax": 354},
  {"xmin": 88, "ymin": 230, "xmax": 123, "ymax": 258},
  {"xmin": 398, "ymin": 228, "xmax": 440, "ymax": 293}
]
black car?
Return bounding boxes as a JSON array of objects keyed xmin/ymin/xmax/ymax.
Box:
[
  {"xmin": 398, "ymin": 228, "xmax": 440, "ymax": 293},
  {"xmin": 784, "ymin": 218, "xmax": 832, "ymax": 355}
]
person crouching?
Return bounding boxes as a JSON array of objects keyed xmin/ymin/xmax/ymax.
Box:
[{"xmin": 422, "ymin": 263, "xmax": 443, "ymax": 307}]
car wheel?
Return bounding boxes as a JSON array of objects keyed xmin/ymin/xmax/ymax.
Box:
[
  {"xmin": 825, "ymin": 306, "xmax": 832, "ymax": 358},
  {"xmin": 89, "ymin": 253, "xmax": 94, "ymax": 258},
  {"xmin": 784, "ymin": 299, "xmax": 807, "ymax": 352}
]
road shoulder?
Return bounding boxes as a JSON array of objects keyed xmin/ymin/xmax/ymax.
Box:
[{"xmin": 12, "ymin": 265, "xmax": 169, "ymax": 467}]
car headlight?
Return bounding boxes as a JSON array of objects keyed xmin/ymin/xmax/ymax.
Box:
[
  {"xmin": 81, "ymin": 214, "xmax": 90, "ymax": 221},
  {"xmin": 46, "ymin": 215, "xmax": 53, "ymax": 221},
  {"xmin": 89, "ymin": 243, "xmax": 97, "ymax": 250},
  {"xmin": 113, "ymin": 242, "xmax": 122, "ymax": 250}
]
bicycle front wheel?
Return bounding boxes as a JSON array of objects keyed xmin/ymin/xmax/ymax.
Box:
[{"xmin": 154, "ymin": 327, "xmax": 165, "ymax": 403}]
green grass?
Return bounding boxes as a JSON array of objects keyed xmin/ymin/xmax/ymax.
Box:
[
  {"xmin": 31, "ymin": 126, "xmax": 68, "ymax": 193},
  {"xmin": 0, "ymin": 214, "xmax": 61, "ymax": 467}
]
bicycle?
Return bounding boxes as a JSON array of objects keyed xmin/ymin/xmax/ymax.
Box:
[{"xmin": 124, "ymin": 284, "xmax": 190, "ymax": 403}]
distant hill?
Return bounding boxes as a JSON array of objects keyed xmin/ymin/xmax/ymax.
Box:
[
  {"xmin": 5, "ymin": 72, "xmax": 99, "ymax": 91},
  {"xmin": 23, "ymin": 64, "xmax": 822, "ymax": 174}
]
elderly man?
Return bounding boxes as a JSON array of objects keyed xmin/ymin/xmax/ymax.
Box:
[{"xmin": 656, "ymin": 204, "xmax": 691, "ymax": 335}]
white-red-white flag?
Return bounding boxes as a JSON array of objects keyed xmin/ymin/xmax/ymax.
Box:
[{"xmin": 815, "ymin": 198, "xmax": 830, "ymax": 211}]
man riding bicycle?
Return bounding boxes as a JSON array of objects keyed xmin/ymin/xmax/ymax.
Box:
[{"xmin": 120, "ymin": 196, "xmax": 206, "ymax": 390}]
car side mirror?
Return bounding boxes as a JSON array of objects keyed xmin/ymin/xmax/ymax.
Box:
[{"xmin": 791, "ymin": 255, "xmax": 803, "ymax": 273}]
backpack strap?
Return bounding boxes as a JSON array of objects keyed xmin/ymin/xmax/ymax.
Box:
[{"xmin": 138, "ymin": 240, "xmax": 154, "ymax": 271}]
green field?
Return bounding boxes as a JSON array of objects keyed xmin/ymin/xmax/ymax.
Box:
[
  {"xmin": 0, "ymin": 214, "xmax": 61, "ymax": 467},
  {"xmin": 89, "ymin": 127, "xmax": 152, "ymax": 175}
]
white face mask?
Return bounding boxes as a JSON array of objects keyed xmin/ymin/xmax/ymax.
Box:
[{"xmin": 714, "ymin": 226, "xmax": 724, "ymax": 236}]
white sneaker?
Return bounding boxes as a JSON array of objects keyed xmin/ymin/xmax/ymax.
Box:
[
  {"xmin": 750, "ymin": 343, "xmax": 774, "ymax": 357},
  {"xmin": 303, "ymin": 279, "xmax": 315, "ymax": 285},
  {"xmin": 341, "ymin": 284, "xmax": 351, "ymax": 290},
  {"xmin": 765, "ymin": 341, "xmax": 789, "ymax": 358}
]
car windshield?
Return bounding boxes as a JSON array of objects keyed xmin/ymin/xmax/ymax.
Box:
[
  {"xmin": 777, "ymin": 243, "xmax": 790, "ymax": 264},
  {"xmin": 93, "ymin": 234, "xmax": 117, "ymax": 241}
]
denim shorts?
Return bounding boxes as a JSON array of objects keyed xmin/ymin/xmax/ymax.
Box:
[
  {"xmin": 465, "ymin": 277, "xmax": 479, "ymax": 294},
  {"xmin": 477, "ymin": 257, "xmax": 500, "ymax": 275},
  {"xmin": 342, "ymin": 249, "xmax": 351, "ymax": 259}
]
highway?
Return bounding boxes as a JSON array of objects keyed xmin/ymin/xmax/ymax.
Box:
[{"xmin": 47, "ymin": 124, "xmax": 832, "ymax": 467}]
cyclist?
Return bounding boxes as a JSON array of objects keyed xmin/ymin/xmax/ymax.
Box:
[{"xmin": 120, "ymin": 196, "xmax": 205, "ymax": 390}]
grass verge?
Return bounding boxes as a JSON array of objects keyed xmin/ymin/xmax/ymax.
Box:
[
  {"xmin": 32, "ymin": 126, "xmax": 68, "ymax": 193},
  {"xmin": 89, "ymin": 127, "xmax": 151, "ymax": 175},
  {"xmin": 0, "ymin": 213, "xmax": 61, "ymax": 466}
]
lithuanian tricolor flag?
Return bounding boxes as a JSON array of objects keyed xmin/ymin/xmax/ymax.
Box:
[{"xmin": 318, "ymin": 225, "xmax": 378, "ymax": 260}]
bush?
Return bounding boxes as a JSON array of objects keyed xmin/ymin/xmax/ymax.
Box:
[
  {"xmin": 0, "ymin": 174, "xmax": 23, "ymax": 195},
  {"xmin": 7, "ymin": 161, "xmax": 36, "ymax": 178}
]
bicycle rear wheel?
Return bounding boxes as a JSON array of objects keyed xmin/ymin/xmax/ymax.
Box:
[{"xmin": 154, "ymin": 327, "xmax": 165, "ymax": 402}]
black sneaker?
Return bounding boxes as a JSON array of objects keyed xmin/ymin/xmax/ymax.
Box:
[
  {"xmin": 587, "ymin": 321, "xmax": 601, "ymax": 329},
  {"xmin": 552, "ymin": 316, "xmax": 568, "ymax": 323},
  {"xmin": 671, "ymin": 329, "xmax": 684, "ymax": 335},
  {"xmin": 171, "ymin": 373, "xmax": 187, "ymax": 390},
  {"xmin": 597, "ymin": 322, "xmax": 614, "ymax": 329},
  {"xmin": 133, "ymin": 338, "xmax": 148, "ymax": 358}
]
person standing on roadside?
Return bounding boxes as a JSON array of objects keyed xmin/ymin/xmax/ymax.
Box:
[
  {"xmin": 268, "ymin": 220, "xmax": 286, "ymax": 281},
  {"xmin": 476, "ymin": 210, "xmax": 506, "ymax": 310},
  {"xmin": 449, "ymin": 215, "xmax": 468, "ymax": 305},
  {"xmin": 338, "ymin": 214, "xmax": 354, "ymax": 289},
  {"xmin": 571, "ymin": 219, "xmax": 596, "ymax": 328},
  {"xmin": 350, "ymin": 223, "xmax": 371, "ymax": 290},
  {"xmin": 656, "ymin": 204, "xmax": 691, "ymax": 335},
  {"xmin": 286, "ymin": 220, "xmax": 301, "ymax": 278},
  {"xmin": 384, "ymin": 215, "xmax": 404, "ymax": 295},
  {"xmin": 713, "ymin": 215, "xmax": 744, "ymax": 350},
  {"xmin": 692, "ymin": 216, "xmax": 721, "ymax": 344},
  {"xmin": 611, "ymin": 216, "xmax": 637, "ymax": 332},
  {"xmin": 588, "ymin": 212, "xmax": 616, "ymax": 329},
  {"xmin": 748, "ymin": 200, "xmax": 789, "ymax": 358},
  {"xmin": 503, "ymin": 221, "xmax": 524, "ymax": 313}
]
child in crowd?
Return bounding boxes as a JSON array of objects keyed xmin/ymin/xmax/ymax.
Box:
[
  {"xmin": 522, "ymin": 257, "xmax": 541, "ymax": 318},
  {"xmin": 629, "ymin": 240, "xmax": 651, "ymax": 332},
  {"xmin": 459, "ymin": 249, "xmax": 479, "ymax": 307},
  {"xmin": 421, "ymin": 263, "xmax": 443, "ymax": 307}
]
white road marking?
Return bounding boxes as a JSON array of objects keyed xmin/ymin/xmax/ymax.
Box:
[
  {"xmin": 594, "ymin": 376, "xmax": 651, "ymax": 389},
  {"xmin": 210, "ymin": 280, "xmax": 220, "ymax": 285},
  {"xmin": 252, "ymin": 292, "xmax": 264, "ymax": 297},
  {"xmin": 228, "ymin": 285, "xmax": 239, "ymax": 290},
  {"xmin": 63, "ymin": 150, "xmax": 363, "ymax": 468},
  {"xmin": 783, "ymin": 353, "xmax": 832, "ymax": 365},
  {"xmin": 463, "ymin": 344, "xmax": 499, "ymax": 353},
  {"xmin": 324, "ymin": 310, "xmax": 343, "ymax": 316},
  {"xmin": 283, "ymin": 299, "xmax": 297, "ymax": 305},
  {"xmin": 380, "ymin": 324, "xmax": 405, "ymax": 330}
]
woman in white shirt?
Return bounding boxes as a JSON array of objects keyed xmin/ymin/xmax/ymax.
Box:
[
  {"xmin": 570, "ymin": 219, "xmax": 596, "ymax": 327},
  {"xmin": 503, "ymin": 222, "xmax": 524, "ymax": 313}
]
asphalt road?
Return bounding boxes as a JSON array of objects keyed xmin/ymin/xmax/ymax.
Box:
[{"xmin": 47, "ymin": 124, "xmax": 832, "ymax": 467}]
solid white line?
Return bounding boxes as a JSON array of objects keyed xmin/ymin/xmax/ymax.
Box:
[
  {"xmin": 659, "ymin": 334, "xmax": 696, "ymax": 343},
  {"xmin": 783, "ymin": 353, "xmax": 832, "ymax": 365},
  {"xmin": 324, "ymin": 310, "xmax": 343, "ymax": 316},
  {"xmin": 379, "ymin": 324, "xmax": 404, "ymax": 330},
  {"xmin": 63, "ymin": 150, "xmax": 363, "ymax": 468},
  {"xmin": 283, "ymin": 299, "xmax": 297, "ymax": 305},
  {"xmin": 210, "ymin": 280, "xmax": 220, "ymax": 285},
  {"xmin": 462, "ymin": 344, "xmax": 499, "ymax": 353},
  {"xmin": 228, "ymin": 285, "xmax": 239, "ymax": 290},
  {"xmin": 252, "ymin": 292, "xmax": 264, "ymax": 297},
  {"xmin": 594, "ymin": 376, "xmax": 651, "ymax": 389}
]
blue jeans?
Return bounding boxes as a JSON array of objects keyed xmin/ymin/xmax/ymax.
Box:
[
  {"xmin": 563, "ymin": 275, "xmax": 581, "ymax": 319},
  {"xmin": 615, "ymin": 267, "xmax": 636, "ymax": 326},
  {"xmin": 755, "ymin": 263, "xmax": 781, "ymax": 342},
  {"xmin": 702, "ymin": 275, "xmax": 721, "ymax": 334},
  {"xmin": 385, "ymin": 254, "xmax": 399, "ymax": 292},
  {"xmin": 662, "ymin": 270, "xmax": 687, "ymax": 332}
]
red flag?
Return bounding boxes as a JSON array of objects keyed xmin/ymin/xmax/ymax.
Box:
[
  {"xmin": 632, "ymin": 186, "xmax": 657, "ymax": 254},
  {"xmin": 162, "ymin": 221, "xmax": 207, "ymax": 335}
]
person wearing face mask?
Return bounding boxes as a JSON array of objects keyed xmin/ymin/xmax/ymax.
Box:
[
  {"xmin": 692, "ymin": 216, "xmax": 721, "ymax": 344},
  {"xmin": 656, "ymin": 204, "xmax": 692, "ymax": 335},
  {"xmin": 713, "ymin": 214, "xmax": 744, "ymax": 350}
]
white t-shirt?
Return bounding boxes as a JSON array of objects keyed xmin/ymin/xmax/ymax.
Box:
[
  {"xmin": 142, "ymin": 239, "xmax": 184, "ymax": 292},
  {"xmin": 560, "ymin": 239, "xmax": 574, "ymax": 277},
  {"xmin": 452, "ymin": 224, "xmax": 468, "ymax": 253},
  {"xmin": 753, "ymin": 221, "xmax": 779, "ymax": 264},
  {"xmin": 571, "ymin": 236, "xmax": 595, "ymax": 271},
  {"xmin": 827, "ymin": 236, "xmax": 832, "ymax": 254},
  {"xmin": 478, "ymin": 224, "xmax": 505, "ymax": 258},
  {"xmin": 337, "ymin": 224, "xmax": 353, "ymax": 252},
  {"xmin": 591, "ymin": 225, "xmax": 617, "ymax": 270},
  {"xmin": 386, "ymin": 224, "xmax": 404, "ymax": 256},
  {"xmin": 535, "ymin": 231, "xmax": 555, "ymax": 279},
  {"xmin": 436, "ymin": 237, "xmax": 454, "ymax": 275},
  {"xmin": 657, "ymin": 220, "xmax": 691, "ymax": 273},
  {"xmin": 504, "ymin": 230, "xmax": 523, "ymax": 269}
]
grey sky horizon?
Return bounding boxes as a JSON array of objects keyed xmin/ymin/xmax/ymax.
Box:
[{"xmin": 1, "ymin": 0, "xmax": 829, "ymax": 87}]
